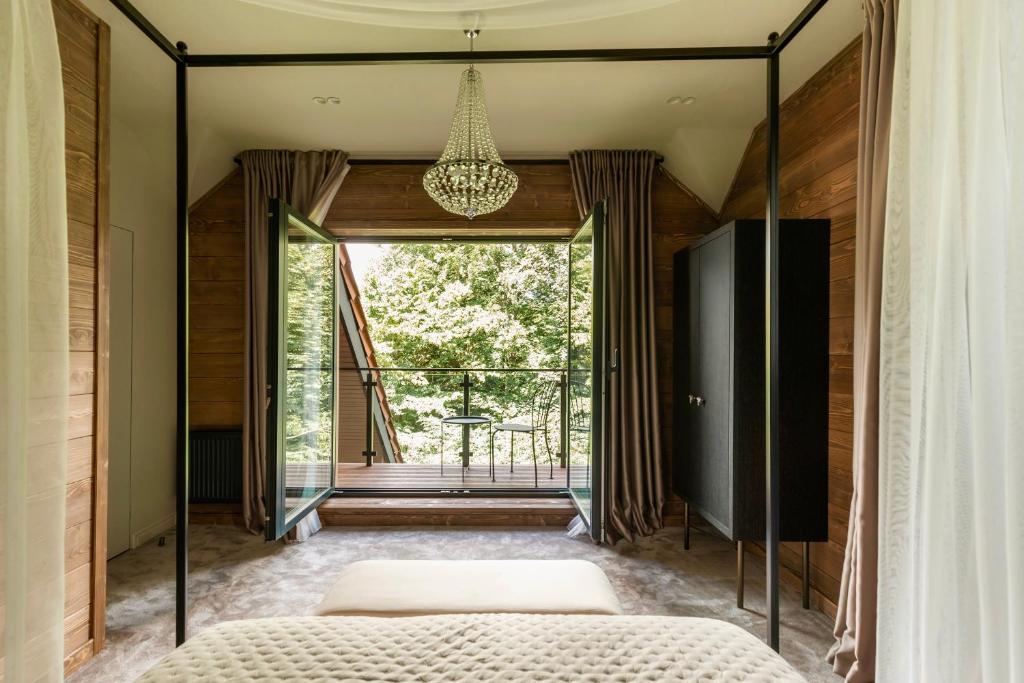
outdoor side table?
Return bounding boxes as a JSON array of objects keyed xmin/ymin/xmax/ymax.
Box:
[{"xmin": 440, "ymin": 415, "xmax": 493, "ymax": 482}]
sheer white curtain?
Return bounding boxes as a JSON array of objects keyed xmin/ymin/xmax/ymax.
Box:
[
  {"xmin": 877, "ymin": 0, "xmax": 1024, "ymax": 681},
  {"xmin": 1, "ymin": 1, "xmax": 70, "ymax": 680}
]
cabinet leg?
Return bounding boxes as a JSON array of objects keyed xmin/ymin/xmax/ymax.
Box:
[
  {"xmin": 736, "ymin": 541, "xmax": 745, "ymax": 609},
  {"xmin": 802, "ymin": 541, "xmax": 811, "ymax": 610},
  {"xmin": 683, "ymin": 502, "xmax": 690, "ymax": 550}
]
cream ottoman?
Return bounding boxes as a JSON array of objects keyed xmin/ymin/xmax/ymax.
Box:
[{"xmin": 313, "ymin": 559, "xmax": 623, "ymax": 617}]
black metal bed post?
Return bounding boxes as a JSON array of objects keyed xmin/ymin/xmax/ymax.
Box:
[
  {"xmin": 185, "ymin": 46, "xmax": 772, "ymax": 68},
  {"xmin": 174, "ymin": 40, "xmax": 189, "ymax": 647},
  {"xmin": 764, "ymin": 31, "xmax": 782, "ymax": 653},
  {"xmin": 104, "ymin": 0, "xmax": 834, "ymax": 656}
]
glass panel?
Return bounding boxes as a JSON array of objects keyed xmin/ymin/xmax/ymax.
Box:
[
  {"xmin": 568, "ymin": 214, "xmax": 596, "ymax": 524},
  {"xmin": 334, "ymin": 368, "xmax": 565, "ymax": 490},
  {"xmin": 282, "ymin": 221, "xmax": 335, "ymax": 521}
]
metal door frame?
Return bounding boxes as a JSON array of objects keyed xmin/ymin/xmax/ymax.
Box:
[{"xmin": 265, "ymin": 199, "xmax": 339, "ymax": 540}]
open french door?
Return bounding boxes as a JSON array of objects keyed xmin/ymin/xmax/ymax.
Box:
[
  {"xmin": 265, "ymin": 199, "xmax": 339, "ymax": 540},
  {"xmin": 567, "ymin": 201, "xmax": 609, "ymax": 543}
]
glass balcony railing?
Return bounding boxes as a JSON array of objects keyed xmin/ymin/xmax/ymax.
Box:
[{"xmin": 335, "ymin": 367, "xmax": 583, "ymax": 490}]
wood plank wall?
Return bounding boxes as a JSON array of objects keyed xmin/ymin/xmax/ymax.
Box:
[
  {"xmin": 188, "ymin": 163, "xmax": 718, "ymax": 480},
  {"xmin": 186, "ymin": 39, "xmax": 859, "ymax": 614},
  {"xmin": 325, "ymin": 163, "xmax": 580, "ymax": 238},
  {"xmin": 188, "ymin": 162, "xmax": 583, "ymax": 429},
  {"xmin": 719, "ymin": 38, "xmax": 861, "ymax": 616},
  {"xmin": 651, "ymin": 169, "xmax": 720, "ymax": 458},
  {"xmin": 336, "ymin": 339, "xmax": 388, "ymax": 463},
  {"xmin": 189, "ymin": 170, "xmax": 246, "ymax": 428},
  {"xmin": 54, "ymin": 0, "xmax": 110, "ymax": 674}
]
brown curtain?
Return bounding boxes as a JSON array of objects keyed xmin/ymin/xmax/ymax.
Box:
[
  {"xmin": 568, "ymin": 150, "xmax": 664, "ymax": 544},
  {"xmin": 827, "ymin": 2, "xmax": 897, "ymax": 680},
  {"xmin": 240, "ymin": 149, "xmax": 350, "ymax": 534}
]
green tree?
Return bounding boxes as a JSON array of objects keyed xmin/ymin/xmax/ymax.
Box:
[
  {"xmin": 284, "ymin": 240, "xmax": 335, "ymax": 465},
  {"xmin": 362, "ymin": 243, "xmax": 571, "ymax": 463}
]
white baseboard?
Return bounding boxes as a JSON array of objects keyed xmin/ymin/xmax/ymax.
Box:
[{"xmin": 131, "ymin": 512, "xmax": 176, "ymax": 549}]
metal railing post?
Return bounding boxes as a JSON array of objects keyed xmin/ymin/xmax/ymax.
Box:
[
  {"xmin": 461, "ymin": 372, "xmax": 472, "ymax": 467},
  {"xmin": 363, "ymin": 372, "xmax": 377, "ymax": 466},
  {"xmin": 559, "ymin": 371, "xmax": 568, "ymax": 470}
]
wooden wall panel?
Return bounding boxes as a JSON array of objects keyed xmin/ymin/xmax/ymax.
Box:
[
  {"xmin": 336, "ymin": 341, "xmax": 388, "ymax": 464},
  {"xmin": 189, "ymin": 163, "xmax": 718, "ymax": 478},
  {"xmin": 189, "ymin": 171, "xmax": 245, "ymax": 428},
  {"xmin": 652, "ymin": 169, "xmax": 720, "ymax": 465},
  {"xmin": 719, "ymin": 38, "xmax": 862, "ymax": 617},
  {"xmin": 54, "ymin": 0, "xmax": 110, "ymax": 673},
  {"xmin": 325, "ymin": 163, "xmax": 580, "ymax": 238}
]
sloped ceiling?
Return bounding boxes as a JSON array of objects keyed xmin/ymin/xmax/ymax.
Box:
[{"xmin": 101, "ymin": 0, "xmax": 862, "ymax": 212}]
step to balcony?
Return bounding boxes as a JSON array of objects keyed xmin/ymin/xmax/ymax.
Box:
[
  {"xmin": 191, "ymin": 497, "xmax": 686, "ymax": 529},
  {"xmin": 316, "ymin": 497, "xmax": 577, "ymax": 527}
]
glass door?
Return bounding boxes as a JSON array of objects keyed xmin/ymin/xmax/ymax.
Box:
[
  {"xmin": 567, "ymin": 201, "xmax": 607, "ymax": 542},
  {"xmin": 265, "ymin": 199, "xmax": 339, "ymax": 540}
]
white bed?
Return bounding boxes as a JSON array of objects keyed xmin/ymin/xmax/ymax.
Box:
[{"xmin": 138, "ymin": 613, "xmax": 805, "ymax": 682}]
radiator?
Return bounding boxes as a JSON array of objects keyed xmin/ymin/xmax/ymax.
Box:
[{"xmin": 189, "ymin": 430, "xmax": 242, "ymax": 503}]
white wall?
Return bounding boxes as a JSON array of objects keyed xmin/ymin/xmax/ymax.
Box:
[
  {"xmin": 84, "ymin": 0, "xmax": 178, "ymax": 550},
  {"xmin": 114, "ymin": 116, "xmax": 177, "ymax": 548}
]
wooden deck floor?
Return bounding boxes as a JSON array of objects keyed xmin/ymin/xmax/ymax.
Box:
[{"xmin": 336, "ymin": 462, "xmax": 588, "ymax": 490}]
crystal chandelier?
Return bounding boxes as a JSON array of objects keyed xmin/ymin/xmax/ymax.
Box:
[{"xmin": 423, "ymin": 30, "xmax": 518, "ymax": 219}]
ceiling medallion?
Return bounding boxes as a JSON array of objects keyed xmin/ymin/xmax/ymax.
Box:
[{"xmin": 423, "ymin": 30, "xmax": 518, "ymax": 219}]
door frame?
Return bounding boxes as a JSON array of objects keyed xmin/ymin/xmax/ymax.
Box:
[
  {"xmin": 328, "ymin": 236, "xmax": 572, "ymax": 497},
  {"xmin": 265, "ymin": 198, "xmax": 339, "ymax": 540},
  {"xmin": 566, "ymin": 200, "xmax": 608, "ymax": 543}
]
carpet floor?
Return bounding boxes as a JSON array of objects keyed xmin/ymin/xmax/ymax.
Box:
[{"xmin": 70, "ymin": 524, "xmax": 840, "ymax": 682}]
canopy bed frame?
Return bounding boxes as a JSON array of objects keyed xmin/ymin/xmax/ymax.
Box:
[{"xmin": 106, "ymin": 0, "xmax": 834, "ymax": 653}]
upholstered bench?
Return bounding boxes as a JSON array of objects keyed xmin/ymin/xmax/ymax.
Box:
[{"xmin": 313, "ymin": 559, "xmax": 623, "ymax": 617}]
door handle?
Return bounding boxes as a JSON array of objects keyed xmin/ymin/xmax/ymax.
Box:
[
  {"xmin": 695, "ymin": 396, "xmax": 706, "ymax": 407},
  {"xmin": 609, "ymin": 348, "xmax": 620, "ymax": 372},
  {"xmin": 688, "ymin": 394, "xmax": 695, "ymax": 405}
]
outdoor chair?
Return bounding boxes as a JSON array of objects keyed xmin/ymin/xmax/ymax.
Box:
[{"xmin": 492, "ymin": 380, "xmax": 559, "ymax": 487}]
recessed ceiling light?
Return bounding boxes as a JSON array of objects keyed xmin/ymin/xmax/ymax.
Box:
[
  {"xmin": 666, "ymin": 96, "xmax": 697, "ymax": 105},
  {"xmin": 312, "ymin": 96, "xmax": 340, "ymax": 105}
]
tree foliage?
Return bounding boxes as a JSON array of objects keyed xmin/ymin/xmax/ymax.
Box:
[
  {"xmin": 284, "ymin": 240, "xmax": 335, "ymax": 465},
  {"xmin": 362, "ymin": 243, "xmax": 572, "ymax": 463}
]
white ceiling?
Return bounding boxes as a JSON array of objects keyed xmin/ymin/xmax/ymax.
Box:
[{"xmin": 93, "ymin": 0, "xmax": 862, "ymax": 212}]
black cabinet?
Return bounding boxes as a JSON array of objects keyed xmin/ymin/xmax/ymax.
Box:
[{"xmin": 672, "ymin": 219, "xmax": 829, "ymax": 544}]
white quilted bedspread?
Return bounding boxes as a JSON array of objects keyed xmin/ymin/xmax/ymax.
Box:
[{"xmin": 138, "ymin": 614, "xmax": 805, "ymax": 682}]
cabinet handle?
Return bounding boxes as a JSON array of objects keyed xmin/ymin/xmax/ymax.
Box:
[{"xmin": 695, "ymin": 396, "xmax": 706, "ymax": 407}]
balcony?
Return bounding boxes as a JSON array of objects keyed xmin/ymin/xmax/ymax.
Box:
[{"xmin": 330, "ymin": 367, "xmax": 592, "ymax": 492}]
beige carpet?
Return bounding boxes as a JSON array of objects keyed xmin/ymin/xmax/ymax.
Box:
[{"xmin": 70, "ymin": 524, "xmax": 840, "ymax": 682}]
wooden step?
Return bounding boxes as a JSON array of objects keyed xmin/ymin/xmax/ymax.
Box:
[
  {"xmin": 190, "ymin": 496, "xmax": 685, "ymax": 529},
  {"xmin": 317, "ymin": 497, "xmax": 577, "ymax": 527}
]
